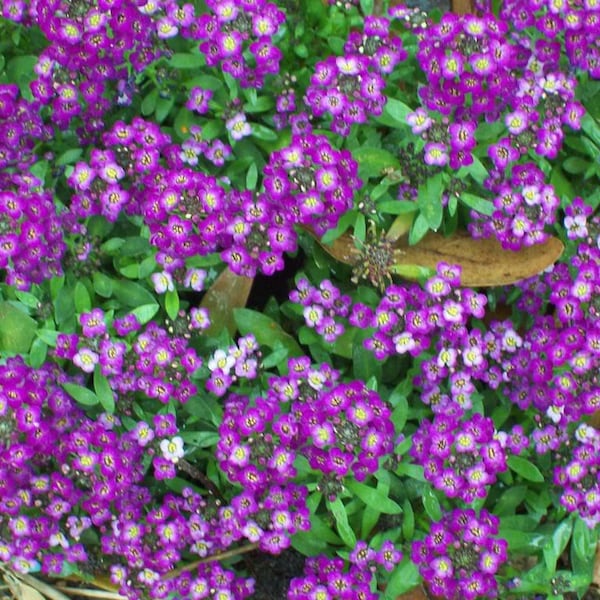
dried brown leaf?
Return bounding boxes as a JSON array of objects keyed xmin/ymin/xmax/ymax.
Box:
[
  {"xmin": 200, "ymin": 268, "xmax": 254, "ymax": 336},
  {"xmin": 312, "ymin": 229, "xmax": 564, "ymax": 288}
]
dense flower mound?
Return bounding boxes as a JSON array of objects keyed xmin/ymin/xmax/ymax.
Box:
[
  {"xmin": 195, "ymin": 0, "xmax": 286, "ymax": 89},
  {"xmin": 411, "ymin": 413, "xmax": 508, "ymax": 503},
  {"xmin": 218, "ymin": 357, "xmax": 396, "ymax": 500},
  {"xmin": 5, "ymin": 0, "xmax": 191, "ymax": 138},
  {"xmin": 288, "ymin": 540, "xmax": 401, "ymax": 600},
  {"xmin": 305, "ymin": 15, "xmax": 406, "ymax": 136},
  {"xmin": 499, "ymin": 0, "xmax": 600, "ymax": 79},
  {"xmin": 554, "ymin": 424, "xmax": 600, "ymax": 529},
  {"xmin": 469, "ymin": 162, "xmax": 560, "ymax": 249},
  {"xmin": 0, "ymin": 179, "xmax": 68, "ymax": 289},
  {"xmin": 411, "ymin": 508, "xmax": 508, "ymax": 600}
]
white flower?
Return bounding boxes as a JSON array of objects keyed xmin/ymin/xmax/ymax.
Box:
[{"xmin": 160, "ymin": 436, "xmax": 185, "ymax": 463}]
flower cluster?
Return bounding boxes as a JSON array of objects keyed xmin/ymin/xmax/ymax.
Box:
[
  {"xmin": 56, "ymin": 310, "xmax": 202, "ymax": 405},
  {"xmin": 218, "ymin": 357, "xmax": 395, "ymax": 508},
  {"xmin": 554, "ymin": 424, "xmax": 600, "ymax": 528},
  {"xmin": 290, "ymin": 277, "xmax": 351, "ymax": 343},
  {"xmin": 288, "ymin": 540, "xmax": 402, "ymax": 600},
  {"xmin": 205, "ymin": 333, "xmax": 261, "ymax": 397},
  {"xmin": 10, "ymin": 0, "xmax": 188, "ymax": 138},
  {"xmin": 411, "ymin": 508, "xmax": 508, "ymax": 600},
  {"xmin": 411, "ymin": 413, "xmax": 507, "ymax": 503},
  {"xmin": 499, "ymin": 0, "xmax": 600, "ymax": 79},
  {"xmin": 0, "ymin": 181, "xmax": 67, "ymax": 289},
  {"xmin": 469, "ymin": 162, "xmax": 560, "ymax": 250},
  {"xmin": 305, "ymin": 16, "xmax": 406, "ymax": 135},
  {"xmin": 0, "ymin": 83, "xmax": 51, "ymax": 170},
  {"xmin": 195, "ymin": 0, "xmax": 285, "ymax": 88},
  {"xmin": 263, "ymin": 132, "xmax": 361, "ymax": 236},
  {"xmin": 493, "ymin": 232, "xmax": 600, "ymax": 427}
]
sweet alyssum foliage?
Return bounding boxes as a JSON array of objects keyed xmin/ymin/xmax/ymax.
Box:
[{"xmin": 1, "ymin": 0, "xmax": 600, "ymax": 599}]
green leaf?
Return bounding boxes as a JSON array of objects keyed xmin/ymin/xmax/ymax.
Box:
[
  {"xmin": 54, "ymin": 286, "xmax": 76, "ymax": 326},
  {"xmin": 507, "ymin": 455, "xmax": 545, "ymax": 483},
  {"xmin": 165, "ymin": 289, "xmax": 180, "ymax": 320},
  {"xmin": 261, "ymin": 345, "xmax": 290, "ymax": 370},
  {"xmin": 377, "ymin": 200, "xmax": 418, "ymax": 215},
  {"xmin": 395, "ymin": 462, "xmax": 425, "ymax": 482},
  {"xmin": 36, "ymin": 329, "xmax": 59, "ymax": 347},
  {"xmin": 402, "ymin": 499, "xmax": 415, "ymax": 540},
  {"xmin": 0, "ymin": 302, "xmax": 37, "ymax": 354},
  {"xmin": 460, "ymin": 192, "xmax": 494, "ymax": 216},
  {"xmin": 129, "ymin": 303, "xmax": 160, "ymax": 325},
  {"xmin": 417, "ymin": 174, "xmax": 443, "ymax": 231},
  {"xmin": 408, "ymin": 212, "xmax": 430, "ymax": 245},
  {"xmin": 112, "ymin": 280, "xmax": 156, "ymax": 308},
  {"xmin": 28, "ymin": 337, "xmax": 47, "ymax": 368},
  {"xmin": 327, "ymin": 497, "xmax": 357, "ymax": 548},
  {"xmin": 155, "ymin": 96, "xmax": 175, "ymax": 123},
  {"xmin": 119, "ymin": 237, "xmax": 152, "ymax": 257},
  {"xmin": 92, "ymin": 272, "xmax": 114, "ymax": 298},
  {"xmin": 62, "ymin": 382, "xmax": 99, "ymax": 407},
  {"xmin": 141, "ymin": 88, "xmax": 159, "ymax": 116},
  {"xmin": 346, "ymin": 480, "xmax": 402, "ymax": 514},
  {"xmin": 562, "ymin": 156, "xmax": 590, "ymax": 175},
  {"xmin": 543, "ymin": 518, "xmax": 573, "ymax": 573},
  {"xmin": 457, "ymin": 155, "xmax": 488, "ymax": 185},
  {"xmin": 74, "ymin": 281, "xmax": 92, "ymax": 313},
  {"xmin": 56, "ymin": 148, "xmax": 83, "ymax": 166},
  {"xmin": 234, "ymin": 308, "xmax": 303, "ymax": 358},
  {"xmin": 352, "ymin": 147, "xmax": 400, "ymax": 179},
  {"xmin": 493, "ymin": 485, "xmax": 528, "ymax": 516},
  {"xmin": 251, "ymin": 124, "xmax": 277, "ymax": 141},
  {"xmin": 15, "ymin": 290, "xmax": 40, "ymax": 310},
  {"xmin": 360, "ymin": 0, "xmax": 374, "ymax": 14},
  {"xmin": 383, "ymin": 559, "xmax": 421, "ymax": 599},
  {"xmin": 375, "ymin": 97, "xmax": 413, "ymax": 128},
  {"xmin": 169, "ymin": 52, "xmax": 205, "ymax": 69},
  {"xmin": 246, "ymin": 162, "xmax": 258, "ymax": 190},
  {"xmin": 422, "ymin": 488, "xmax": 442, "ymax": 521},
  {"xmin": 93, "ymin": 366, "xmax": 115, "ymax": 414}
]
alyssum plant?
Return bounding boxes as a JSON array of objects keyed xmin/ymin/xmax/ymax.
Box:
[{"xmin": 0, "ymin": 0, "xmax": 600, "ymax": 599}]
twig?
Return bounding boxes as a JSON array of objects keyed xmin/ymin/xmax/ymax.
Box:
[
  {"xmin": 164, "ymin": 543, "xmax": 259, "ymax": 580},
  {"xmin": 177, "ymin": 459, "xmax": 224, "ymax": 500},
  {"xmin": 54, "ymin": 587, "xmax": 125, "ymax": 600}
]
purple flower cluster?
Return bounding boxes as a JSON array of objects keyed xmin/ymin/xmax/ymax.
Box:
[
  {"xmin": 500, "ymin": 0, "xmax": 600, "ymax": 79},
  {"xmin": 218, "ymin": 357, "xmax": 395, "ymax": 509},
  {"xmin": 554, "ymin": 424, "xmax": 600, "ymax": 528},
  {"xmin": 195, "ymin": 0, "xmax": 285, "ymax": 88},
  {"xmin": 411, "ymin": 508, "xmax": 508, "ymax": 600},
  {"xmin": 493, "ymin": 231, "xmax": 600, "ymax": 427},
  {"xmin": 57, "ymin": 310, "xmax": 201, "ymax": 405},
  {"xmin": 10, "ymin": 0, "xmax": 187, "ymax": 138},
  {"xmin": 0, "ymin": 84, "xmax": 51, "ymax": 171},
  {"xmin": 411, "ymin": 413, "xmax": 507, "ymax": 502},
  {"xmin": 263, "ymin": 132, "xmax": 361, "ymax": 236},
  {"xmin": 0, "ymin": 355, "xmax": 265, "ymax": 599},
  {"xmin": 290, "ymin": 278, "xmax": 351, "ymax": 343},
  {"xmin": 288, "ymin": 540, "xmax": 402, "ymax": 600},
  {"xmin": 469, "ymin": 162, "xmax": 560, "ymax": 250},
  {"xmin": 305, "ymin": 16, "xmax": 406, "ymax": 135},
  {"xmin": 0, "ymin": 182, "xmax": 67, "ymax": 289}
]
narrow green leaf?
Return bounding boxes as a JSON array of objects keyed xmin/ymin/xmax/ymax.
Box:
[
  {"xmin": 382, "ymin": 559, "xmax": 421, "ymax": 599},
  {"xmin": 62, "ymin": 382, "xmax": 99, "ymax": 407},
  {"xmin": 141, "ymin": 89, "xmax": 159, "ymax": 116},
  {"xmin": 507, "ymin": 455, "xmax": 545, "ymax": 483},
  {"xmin": 422, "ymin": 489, "xmax": 442, "ymax": 521},
  {"xmin": 353, "ymin": 147, "xmax": 400, "ymax": 179},
  {"xmin": 74, "ymin": 281, "xmax": 92, "ymax": 313},
  {"xmin": 28, "ymin": 337, "xmax": 47, "ymax": 368},
  {"xmin": 36, "ymin": 329, "xmax": 59, "ymax": 347},
  {"xmin": 408, "ymin": 213, "xmax": 430, "ymax": 245},
  {"xmin": 56, "ymin": 148, "xmax": 83, "ymax": 166},
  {"xmin": 402, "ymin": 499, "xmax": 415, "ymax": 540},
  {"xmin": 460, "ymin": 192, "xmax": 494, "ymax": 216},
  {"xmin": 346, "ymin": 480, "xmax": 402, "ymax": 514},
  {"xmin": 165, "ymin": 289, "xmax": 180, "ymax": 320},
  {"xmin": 417, "ymin": 174, "xmax": 443, "ymax": 231},
  {"xmin": 327, "ymin": 497, "xmax": 357, "ymax": 548},
  {"xmin": 15, "ymin": 290, "xmax": 40, "ymax": 309},
  {"xmin": 129, "ymin": 304, "xmax": 160, "ymax": 325},
  {"xmin": 93, "ymin": 366, "xmax": 115, "ymax": 413},
  {"xmin": 169, "ymin": 52, "xmax": 205, "ymax": 69}
]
